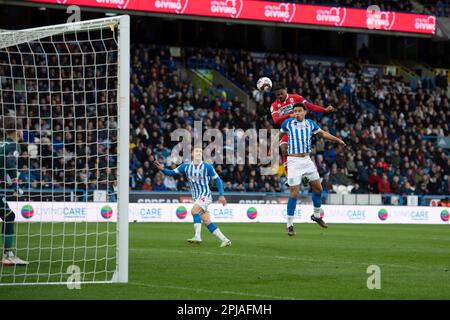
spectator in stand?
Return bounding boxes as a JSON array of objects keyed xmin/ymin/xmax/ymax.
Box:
[
  {"xmin": 439, "ymin": 197, "xmax": 449, "ymax": 207},
  {"xmin": 377, "ymin": 173, "xmax": 391, "ymax": 194},
  {"xmin": 142, "ymin": 178, "xmax": 152, "ymax": 191},
  {"xmin": 390, "ymin": 175, "xmax": 402, "ymax": 194},
  {"xmin": 324, "ymin": 144, "xmax": 336, "ymax": 165},
  {"xmin": 134, "ymin": 167, "xmax": 145, "ymax": 190},
  {"xmin": 315, "ymin": 154, "xmax": 329, "ymax": 178},
  {"xmin": 401, "ymin": 181, "xmax": 415, "ymax": 195},
  {"xmin": 351, "ymin": 183, "xmax": 365, "ymax": 194},
  {"xmin": 152, "ymin": 174, "xmax": 167, "ymax": 191},
  {"xmin": 346, "ymin": 154, "xmax": 357, "ymax": 179},
  {"xmin": 368, "ymin": 169, "xmax": 381, "ymax": 193}
]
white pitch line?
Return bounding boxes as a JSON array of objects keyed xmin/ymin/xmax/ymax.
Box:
[
  {"xmin": 130, "ymin": 247, "xmax": 447, "ymax": 272},
  {"xmin": 128, "ymin": 281, "xmax": 301, "ymax": 300}
]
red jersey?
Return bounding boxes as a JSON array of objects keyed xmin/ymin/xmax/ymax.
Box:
[{"xmin": 270, "ymin": 93, "xmax": 327, "ymax": 127}]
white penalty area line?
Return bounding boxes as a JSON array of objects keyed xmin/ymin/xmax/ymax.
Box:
[
  {"xmin": 131, "ymin": 247, "xmax": 441, "ymax": 272},
  {"xmin": 128, "ymin": 281, "xmax": 301, "ymax": 300}
]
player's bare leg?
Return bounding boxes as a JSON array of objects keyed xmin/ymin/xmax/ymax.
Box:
[
  {"xmin": 309, "ymin": 179, "xmax": 328, "ymax": 228},
  {"xmin": 286, "ymin": 184, "xmax": 300, "ymax": 236},
  {"xmin": 201, "ymin": 212, "xmax": 231, "ymax": 247},
  {"xmin": 1, "ymin": 202, "xmax": 28, "ymax": 266},
  {"xmin": 187, "ymin": 204, "xmax": 204, "ymax": 244},
  {"xmin": 280, "ymin": 142, "xmax": 289, "ymax": 187}
]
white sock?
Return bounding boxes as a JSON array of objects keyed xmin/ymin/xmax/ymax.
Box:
[
  {"xmin": 313, "ymin": 207, "xmax": 321, "ymax": 218},
  {"xmin": 212, "ymin": 228, "xmax": 227, "ymax": 242},
  {"xmin": 287, "ymin": 216, "xmax": 294, "ymax": 227},
  {"xmin": 194, "ymin": 223, "xmax": 202, "ymax": 239}
]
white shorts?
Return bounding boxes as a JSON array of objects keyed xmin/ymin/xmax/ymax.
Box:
[
  {"xmin": 193, "ymin": 195, "xmax": 212, "ymax": 212},
  {"xmin": 287, "ymin": 156, "xmax": 320, "ymax": 186}
]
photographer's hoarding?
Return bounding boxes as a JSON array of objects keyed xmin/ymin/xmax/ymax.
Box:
[{"xmin": 10, "ymin": 202, "xmax": 450, "ymax": 224}]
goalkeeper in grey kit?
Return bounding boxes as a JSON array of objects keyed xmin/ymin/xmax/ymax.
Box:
[{"xmin": 1, "ymin": 116, "xmax": 28, "ymax": 266}]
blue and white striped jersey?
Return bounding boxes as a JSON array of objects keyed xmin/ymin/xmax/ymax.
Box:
[
  {"xmin": 280, "ymin": 118, "xmax": 321, "ymax": 154},
  {"xmin": 174, "ymin": 161, "xmax": 219, "ymax": 200}
]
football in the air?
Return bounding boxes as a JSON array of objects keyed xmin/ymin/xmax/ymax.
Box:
[{"xmin": 256, "ymin": 77, "xmax": 272, "ymax": 92}]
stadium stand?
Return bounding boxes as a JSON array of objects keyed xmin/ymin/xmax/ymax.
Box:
[
  {"xmin": 3, "ymin": 42, "xmax": 448, "ymax": 198},
  {"xmin": 127, "ymin": 45, "xmax": 449, "ymax": 197}
]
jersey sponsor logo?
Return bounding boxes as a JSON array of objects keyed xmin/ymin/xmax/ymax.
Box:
[
  {"xmin": 56, "ymin": 0, "xmax": 68, "ymax": 4},
  {"xmin": 295, "ymin": 121, "xmax": 310, "ymax": 129},
  {"xmin": 263, "ymin": 3, "xmax": 295, "ymax": 23},
  {"xmin": 414, "ymin": 16, "xmax": 436, "ymax": 32},
  {"xmin": 189, "ymin": 174, "xmax": 203, "ymax": 181},
  {"xmin": 210, "ymin": 0, "xmax": 243, "ymax": 18},
  {"xmin": 278, "ymin": 104, "xmax": 293, "ymax": 115},
  {"xmin": 366, "ymin": 6, "xmax": 395, "ymax": 30},
  {"xmin": 94, "ymin": 0, "xmax": 130, "ymax": 9},
  {"xmin": 154, "ymin": 0, "xmax": 189, "ymax": 14},
  {"xmin": 315, "ymin": 7, "xmax": 346, "ymax": 26}
]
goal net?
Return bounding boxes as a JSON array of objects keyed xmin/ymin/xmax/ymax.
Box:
[{"xmin": 0, "ymin": 16, "xmax": 129, "ymax": 285}]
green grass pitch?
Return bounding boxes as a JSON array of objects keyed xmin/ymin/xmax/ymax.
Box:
[{"xmin": 0, "ymin": 222, "xmax": 449, "ymax": 299}]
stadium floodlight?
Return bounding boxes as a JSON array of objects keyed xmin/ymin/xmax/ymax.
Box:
[{"xmin": 0, "ymin": 15, "xmax": 129, "ymax": 285}]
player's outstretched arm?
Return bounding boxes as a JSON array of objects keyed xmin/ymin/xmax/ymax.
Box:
[
  {"xmin": 214, "ymin": 177, "xmax": 227, "ymax": 206},
  {"xmin": 153, "ymin": 160, "xmax": 182, "ymax": 176},
  {"xmin": 317, "ymin": 130, "xmax": 346, "ymax": 146},
  {"xmin": 206, "ymin": 163, "xmax": 227, "ymax": 206},
  {"xmin": 300, "ymin": 100, "xmax": 335, "ymax": 113}
]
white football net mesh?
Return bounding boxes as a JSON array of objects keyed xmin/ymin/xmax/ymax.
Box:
[{"xmin": 0, "ymin": 18, "xmax": 125, "ymax": 285}]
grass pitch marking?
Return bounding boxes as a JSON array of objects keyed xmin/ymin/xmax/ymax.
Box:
[
  {"xmin": 131, "ymin": 247, "xmax": 441, "ymax": 271},
  {"xmin": 128, "ymin": 281, "xmax": 301, "ymax": 300}
]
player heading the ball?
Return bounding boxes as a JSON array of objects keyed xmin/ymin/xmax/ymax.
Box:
[
  {"xmin": 153, "ymin": 147, "xmax": 231, "ymax": 247},
  {"xmin": 272, "ymin": 103, "xmax": 346, "ymax": 236},
  {"xmin": 271, "ymin": 83, "xmax": 335, "ymax": 187}
]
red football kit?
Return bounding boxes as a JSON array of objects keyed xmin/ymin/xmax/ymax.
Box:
[{"xmin": 270, "ymin": 94, "xmax": 328, "ymax": 174}]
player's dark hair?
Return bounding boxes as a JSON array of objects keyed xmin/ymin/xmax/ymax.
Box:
[
  {"xmin": 272, "ymin": 83, "xmax": 286, "ymax": 91},
  {"xmin": 293, "ymin": 102, "xmax": 307, "ymax": 110}
]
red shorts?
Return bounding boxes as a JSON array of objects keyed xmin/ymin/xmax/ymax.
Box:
[{"xmin": 280, "ymin": 134, "xmax": 288, "ymax": 146}]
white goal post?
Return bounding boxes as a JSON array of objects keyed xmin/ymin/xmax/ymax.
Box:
[{"xmin": 0, "ymin": 15, "xmax": 129, "ymax": 285}]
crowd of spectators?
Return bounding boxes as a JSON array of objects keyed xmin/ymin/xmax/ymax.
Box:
[
  {"xmin": 1, "ymin": 32, "xmax": 119, "ymax": 200},
  {"xmin": 140, "ymin": 44, "xmax": 449, "ymax": 196},
  {"xmin": 1, "ymin": 37, "xmax": 448, "ymax": 198},
  {"xmin": 128, "ymin": 45, "xmax": 284, "ymax": 193}
]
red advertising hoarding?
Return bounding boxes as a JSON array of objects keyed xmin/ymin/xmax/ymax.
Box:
[{"xmin": 25, "ymin": 0, "xmax": 436, "ymax": 35}]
